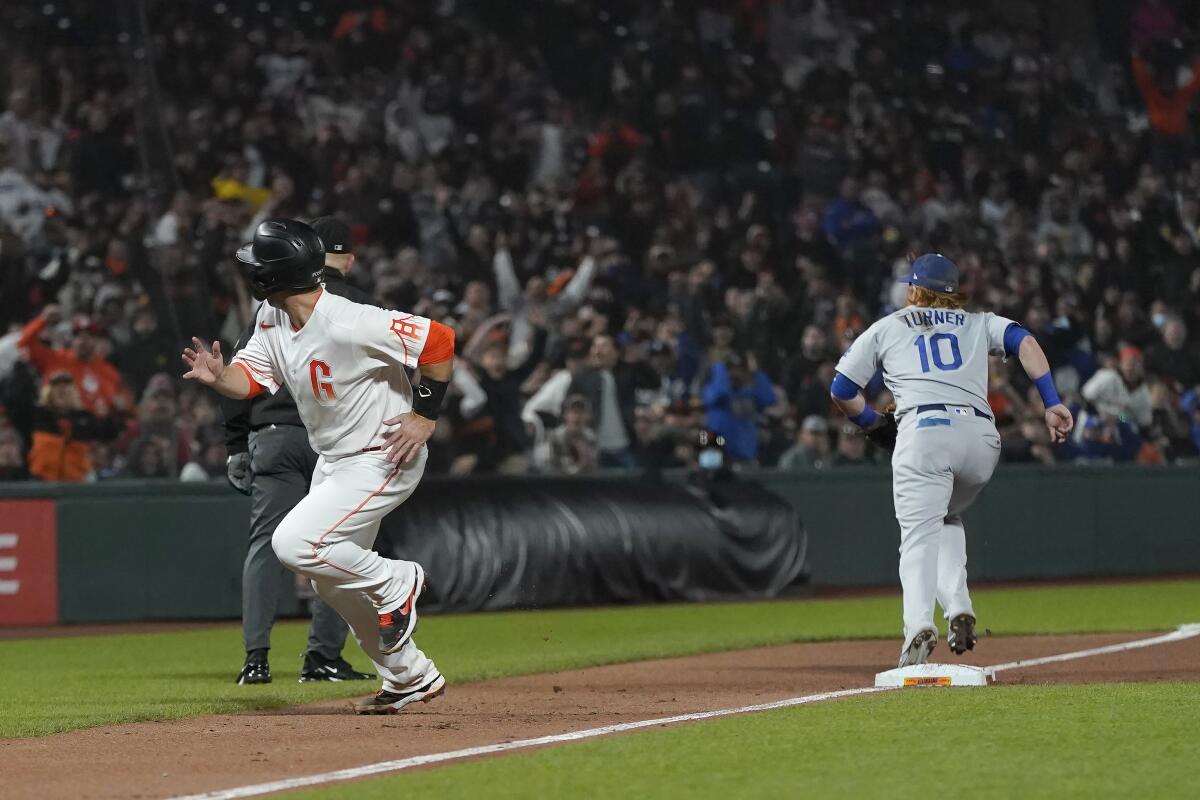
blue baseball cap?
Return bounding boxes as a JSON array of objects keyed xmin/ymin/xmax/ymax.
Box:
[{"xmin": 900, "ymin": 253, "xmax": 959, "ymax": 293}]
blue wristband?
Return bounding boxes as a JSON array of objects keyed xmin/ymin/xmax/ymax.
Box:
[
  {"xmin": 1033, "ymin": 372, "xmax": 1060, "ymax": 408},
  {"xmin": 849, "ymin": 407, "xmax": 879, "ymax": 427}
]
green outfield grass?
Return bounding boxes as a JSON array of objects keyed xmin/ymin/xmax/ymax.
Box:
[
  {"xmin": 0, "ymin": 579, "xmax": 1197, "ymax": 738},
  {"xmin": 291, "ymin": 683, "xmax": 1200, "ymax": 800}
]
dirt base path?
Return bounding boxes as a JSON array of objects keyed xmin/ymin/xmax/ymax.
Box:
[{"xmin": 4, "ymin": 632, "xmax": 1198, "ymax": 800}]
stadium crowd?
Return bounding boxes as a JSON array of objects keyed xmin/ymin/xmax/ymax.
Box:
[{"xmin": 2, "ymin": 0, "xmax": 1200, "ymax": 483}]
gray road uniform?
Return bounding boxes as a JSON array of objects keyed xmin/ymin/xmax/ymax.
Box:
[{"xmin": 836, "ymin": 306, "xmax": 1016, "ymax": 648}]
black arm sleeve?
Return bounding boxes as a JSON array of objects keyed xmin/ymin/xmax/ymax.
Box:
[{"xmin": 220, "ymin": 317, "xmax": 256, "ymax": 456}]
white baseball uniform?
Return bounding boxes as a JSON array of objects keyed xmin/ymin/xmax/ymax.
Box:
[
  {"xmin": 231, "ymin": 288, "xmax": 454, "ymax": 692},
  {"xmin": 837, "ymin": 305, "xmax": 1016, "ymax": 650}
]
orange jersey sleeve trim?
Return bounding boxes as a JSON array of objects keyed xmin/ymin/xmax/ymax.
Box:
[
  {"xmin": 418, "ymin": 320, "xmax": 455, "ymax": 365},
  {"xmin": 233, "ymin": 362, "xmax": 266, "ymax": 399}
]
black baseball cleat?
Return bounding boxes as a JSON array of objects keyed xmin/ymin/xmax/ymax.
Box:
[
  {"xmin": 948, "ymin": 613, "xmax": 978, "ymax": 655},
  {"xmin": 236, "ymin": 649, "xmax": 271, "ymax": 685},
  {"xmin": 378, "ymin": 563, "xmax": 426, "ymax": 655},
  {"xmin": 352, "ymin": 673, "xmax": 446, "ymax": 715},
  {"xmin": 299, "ymin": 652, "xmax": 373, "ymax": 683}
]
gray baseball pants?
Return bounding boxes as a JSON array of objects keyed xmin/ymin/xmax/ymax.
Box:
[
  {"xmin": 892, "ymin": 406, "xmax": 1001, "ymax": 651},
  {"xmin": 243, "ymin": 424, "xmax": 348, "ymax": 659}
]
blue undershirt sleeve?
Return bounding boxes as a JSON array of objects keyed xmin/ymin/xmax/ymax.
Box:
[
  {"xmin": 830, "ymin": 371, "xmax": 862, "ymax": 401},
  {"xmin": 1003, "ymin": 323, "xmax": 1032, "ymax": 358}
]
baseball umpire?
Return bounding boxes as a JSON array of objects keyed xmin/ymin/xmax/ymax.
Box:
[{"xmin": 223, "ymin": 216, "xmax": 377, "ymax": 684}]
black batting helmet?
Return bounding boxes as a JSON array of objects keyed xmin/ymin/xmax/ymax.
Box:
[{"xmin": 236, "ymin": 219, "xmax": 326, "ymax": 300}]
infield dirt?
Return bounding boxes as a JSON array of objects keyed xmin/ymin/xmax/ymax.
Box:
[{"xmin": 2, "ymin": 631, "xmax": 1197, "ymax": 799}]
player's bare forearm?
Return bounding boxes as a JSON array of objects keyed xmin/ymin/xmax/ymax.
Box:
[
  {"xmin": 1017, "ymin": 335, "xmax": 1074, "ymax": 441},
  {"xmin": 1016, "ymin": 336, "xmax": 1052, "ymax": 383},
  {"xmin": 209, "ymin": 364, "xmax": 254, "ymax": 399},
  {"xmin": 418, "ymin": 357, "xmax": 453, "ymax": 383},
  {"xmin": 831, "ymin": 392, "xmax": 866, "ymax": 417}
]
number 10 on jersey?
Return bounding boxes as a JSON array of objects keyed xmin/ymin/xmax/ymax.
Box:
[{"xmin": 914, "ymin": 333, "xmax": 962, "ymax": 372}]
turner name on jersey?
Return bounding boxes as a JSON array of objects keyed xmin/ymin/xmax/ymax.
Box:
[
  {"xmin": 898, "ymin": 309, "xmax": 967, "ymax": 329},
  {"xmin": 231, "ymin": 291, "xmax": 437, "ymax": 458},
  {"xmin": 836, "ymin": 306, "xmax": 1017, "ymax": 415}
]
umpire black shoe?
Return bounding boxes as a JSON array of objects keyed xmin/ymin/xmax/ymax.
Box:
[
  {"xmin": 352, "ymin": 673, "xmax": 446, "ymax": 715},
  {"xmin": 299, "ymin": 652, "xmax": 373, "ymax": 683},
  {"xmin": 236, "ymin": 649, "xmax": 271, "ymax": 685},
  {"xmin": 379, "ymin": 562, "xmax": 426, "ymax": 655},
  {"xmin": 948, "ymin": 613, "xmax": 978, "ymax": 655}
]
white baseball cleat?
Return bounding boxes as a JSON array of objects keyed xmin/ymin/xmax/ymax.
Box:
[
  {"xmin": 898, "ymin": 628, "xmax": 938, "ymax": 667},
  {"xmin": 352, "ymin": 673, "xmax": 446, "ymax": 715}
]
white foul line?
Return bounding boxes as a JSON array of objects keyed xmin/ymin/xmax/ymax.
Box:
[
  {"xmin": 171, "ymin": 624, "xmax": 1200, "ymax": 800},
  {"xmin": 170, "ymin": 686, "xmax": 891, "ymax": 800},
  {"xmin": 987, "ymin": 623, "xmax": 1200, "ymax": 673}
]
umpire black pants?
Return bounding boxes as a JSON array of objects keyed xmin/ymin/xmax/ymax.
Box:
[{"xmin": 243, "ymin": 424, "xmax": 348, "ymax": 659}]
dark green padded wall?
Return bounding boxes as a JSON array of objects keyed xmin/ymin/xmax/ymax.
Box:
[{"xmin": 2, "ymin": 467, "xmax": 1195, "ymax": 623}]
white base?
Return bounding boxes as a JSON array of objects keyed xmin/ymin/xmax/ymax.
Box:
[{"xmin": 874, "ymin": 663, "xmax": 993, "ymax": 688}]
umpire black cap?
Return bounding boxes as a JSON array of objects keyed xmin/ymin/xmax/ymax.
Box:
[
  {"xmin": 236, "ymin": 219, "xmax": 326, "ymax": 300},
  {"xmin": 311, "ymin": 215, "xmax": 353, "ymax": 254}
]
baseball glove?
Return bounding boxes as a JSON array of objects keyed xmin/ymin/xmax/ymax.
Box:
[{"xmin": 863, "ymin": 407, "xmax": 898, "ymax": 452}]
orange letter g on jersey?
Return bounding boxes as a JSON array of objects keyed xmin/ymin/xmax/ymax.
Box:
[{"xmin": 309, "ymin": 359, "xmax": 336, "ymax": 403}]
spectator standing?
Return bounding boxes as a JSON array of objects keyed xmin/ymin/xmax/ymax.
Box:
[
  {"xmin": 27, "ymin": 372, "xmax": 121, "ymax": 482},
  {"xmin": 568, "ymin": 335, "xmax": 656, "ymax": 468},
  {"xmin": 18, "ymin": 307, "xmax": 131, "ymax": 417},
  {"xmin": 1131, "ymin": 40, "xmax": 1200, "ymax": 179},
  {"xmin": 702, "ymin": 354, "xmax": 777, "ymax": 463},
  {"xmin": 494, "ymin": 235, "xmax": 603, "ymax": 369},
  {"xmin": 521, "ymin": 337, "xmax": 590, "ymax": 447},
  {"xmin": 1078, "ymin": 346, "xmax": 1154, "ymax": 460},
  {"xmin": 472, "ymin": 321, "xmax": 548, "ymax": 472}
]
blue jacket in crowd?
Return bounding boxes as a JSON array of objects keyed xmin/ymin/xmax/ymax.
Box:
[{"xmin": 702, "ymin": 362, "xmax": 776, "ymax": 462}]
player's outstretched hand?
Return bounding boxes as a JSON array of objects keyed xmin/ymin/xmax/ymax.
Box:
[
  {"xmin": 182, "ymin": 337, "xmax": 225, "ymax": 385},
  {"xmin": 382, "ymin": 411, "xmax": 435, "ymax": 464},
  {"xmin": 1044, "ymin": 403, "xmax": 1074, "ymax": 444}
]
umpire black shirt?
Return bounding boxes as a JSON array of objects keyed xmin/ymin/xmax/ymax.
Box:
[{"xmin": 222, "ymin": 269, "xmax": 382, "ymax": 455}]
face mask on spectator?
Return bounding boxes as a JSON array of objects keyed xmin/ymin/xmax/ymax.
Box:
[{"xmin": 698, "ymin": 448, "xmax": 724, "ymax": 470}]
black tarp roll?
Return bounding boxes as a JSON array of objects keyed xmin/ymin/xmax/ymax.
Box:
[{"xmin": 376, "ymin": 473, "xmax": 808, "ymax": 612}]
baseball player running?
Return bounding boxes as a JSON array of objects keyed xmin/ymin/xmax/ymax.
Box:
[
  {"xmin": 223, "ymin": 216, "xmax": 377, "ymax": 686},
  {"xmin": 184, "ymin": 218, "xmax": 454, "ymax": 713},
  {"xmin": 830, "ymin": 254, "xmax": 1073, "ymax": 667}
]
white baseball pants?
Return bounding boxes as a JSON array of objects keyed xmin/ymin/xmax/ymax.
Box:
[{"xmin": 272, "ymin": 448, "xmax": 437, "ymax": 692}]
